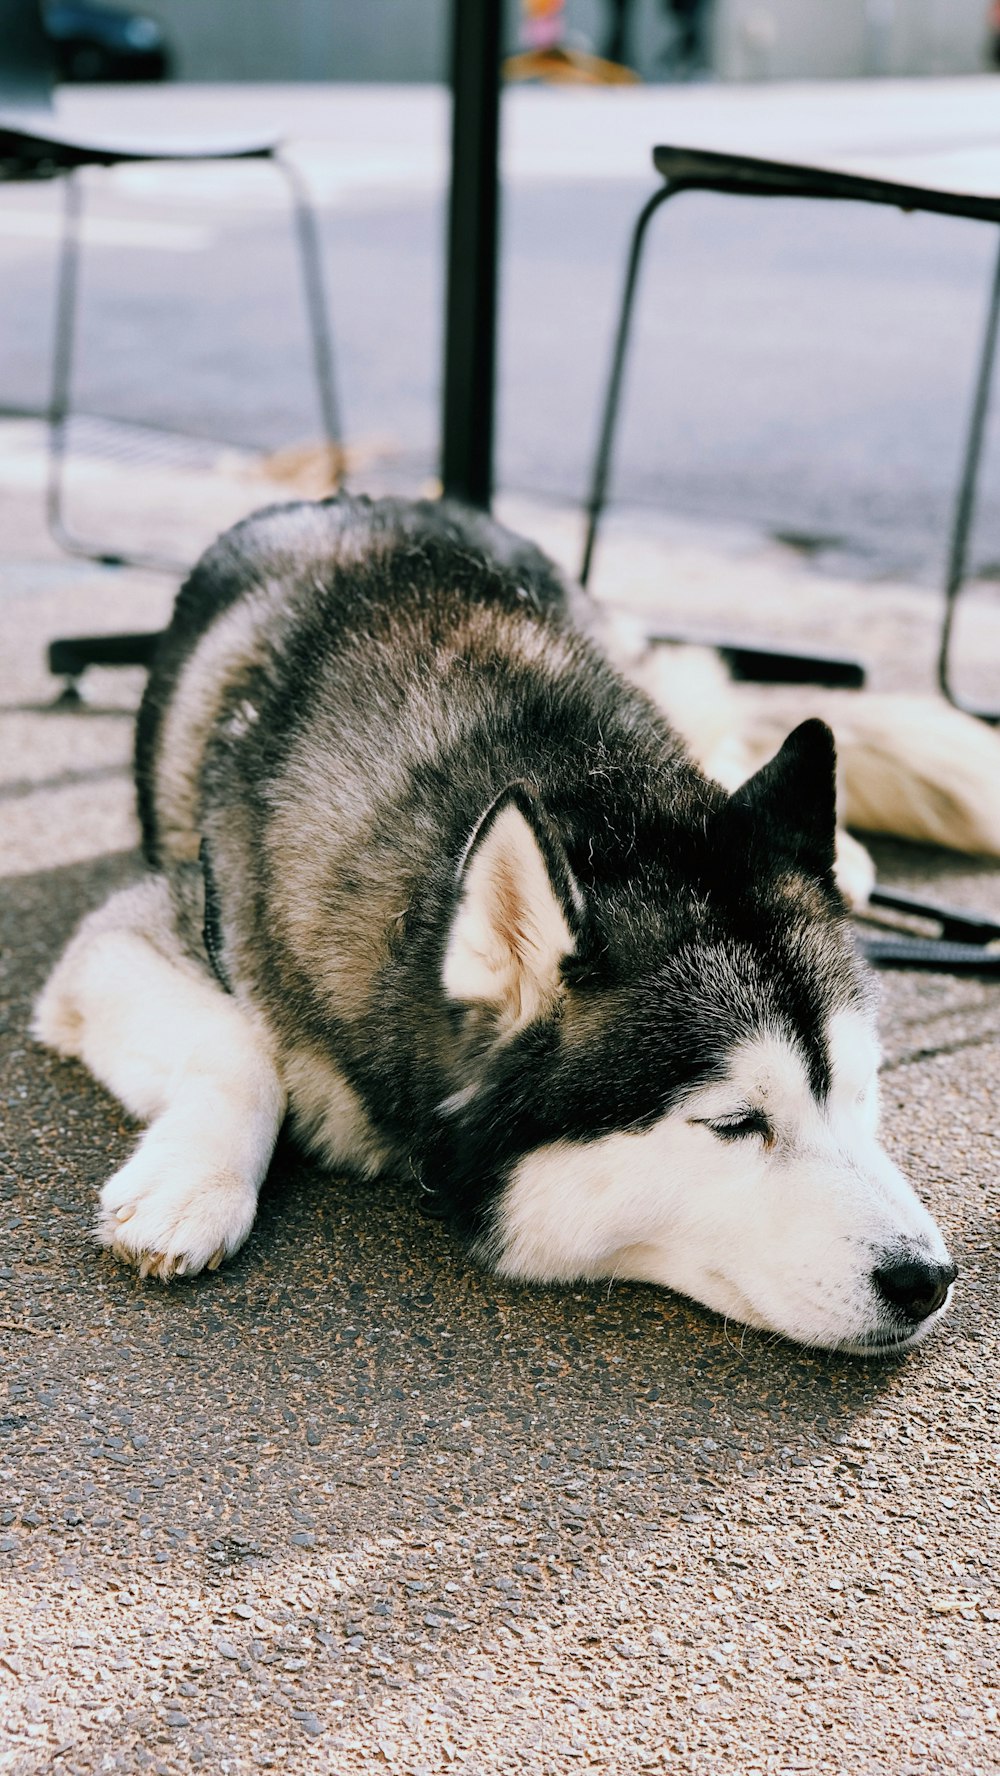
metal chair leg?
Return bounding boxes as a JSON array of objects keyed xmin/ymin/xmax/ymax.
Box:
[
  {"xmin": 274, "ymin": 150, "xmax": 346, "ymax": 488},
  {"xmin": 46, "ymin": 169, "xmax": 180, "ymax": 573},
  {"xmin": 580, "ymin": 180, "xmax": 867, "ymax": 689},
  {"xmin": 45, "ymin": 171, "xmax": 96, "ymax": 561},
  {"xmin": 45, "ymin": 151, "xmax": 348, "ymax": 700},
  {"xmin": 937, "ymin": 229, "xmax": 1000, "ymax": 724},
  {"xmin": 580, "ymin": 183, "xmax": 676, "ymax": 588}
]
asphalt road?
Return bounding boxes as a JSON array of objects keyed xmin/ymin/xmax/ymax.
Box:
[
  {"xmin": 2, "ymin": 136, "xmax": 1000, "ymax": 585},
  {"xmin": 3, "ymin": 839, "xmax": 999, "ymax": 1775},
  {"xmin": 2, "ymin": 454, "xmax": 1000, "ymax": 1772}
]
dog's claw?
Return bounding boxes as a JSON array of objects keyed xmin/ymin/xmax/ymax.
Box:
[
  {"xmin": 107, "ymin": 1240, "xmax": 191, "ymax": 1281},
  {"xmin": 96, "ymin": 1159, "xmax": 257, "ymax": 1281}
]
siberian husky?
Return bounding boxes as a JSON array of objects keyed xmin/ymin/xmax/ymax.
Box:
[{"xmin": 34, "ymin": 496, "xmax": 957, "ymax": 1353}]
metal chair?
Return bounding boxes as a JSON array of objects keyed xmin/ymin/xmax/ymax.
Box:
[
  {"xmin": 0, "ymin": 0, "xmax": 343, "ymax": 690},
  {"xmin": 582, "ymin": 143, "xmax": 1000, "ymax": 721}
]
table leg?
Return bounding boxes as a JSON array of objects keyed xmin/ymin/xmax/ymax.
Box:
[{"xmin": 441, "ymin": 0, "xmax": 503, "ymax": 510}]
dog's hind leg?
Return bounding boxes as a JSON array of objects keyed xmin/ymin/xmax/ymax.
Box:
[{"xmin": 32, "ymin": 876, "xmax": 285, "ymax": 1280}]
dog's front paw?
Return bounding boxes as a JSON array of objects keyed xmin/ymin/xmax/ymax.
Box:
[{"xmin": 97, "ymin": 1136, "xmax": 259, "ymax": 1280}]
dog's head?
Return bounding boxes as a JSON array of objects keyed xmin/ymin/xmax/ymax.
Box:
[{"xmin": 436, "ymin": 719, "xmax": 954, "ymax": 1354}]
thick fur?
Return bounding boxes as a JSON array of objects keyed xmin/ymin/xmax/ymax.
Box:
[{"xmin": 33, "ymin": 497, "xmax": 955, "ymax": 1351}]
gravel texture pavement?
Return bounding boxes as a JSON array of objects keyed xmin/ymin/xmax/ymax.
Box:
[{"xmin": 1, "ymin": 435, "xmax": 998, "ymax": 1774}]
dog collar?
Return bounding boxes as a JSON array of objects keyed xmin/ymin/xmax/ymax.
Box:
[{"xmin": 199, "ymin": 837, "xmax": 233, "ymax": 995}]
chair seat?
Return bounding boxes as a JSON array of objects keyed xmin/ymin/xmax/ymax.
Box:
[
  {"xmin": 652, "ymin": 143, "xmax": 1000, "ymax": 227},
  {"xmin": 0, "ymin": 105, "xmax": 279, "ymax": 172}
]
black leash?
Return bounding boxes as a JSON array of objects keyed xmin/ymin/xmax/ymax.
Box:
[
  {"xmin": 199, "ymin": 837, "xmax": 233, "ymax": 994},
  {"xmin": 858, "ymin": 886, "xmax": 1000, "ymax": 974}
]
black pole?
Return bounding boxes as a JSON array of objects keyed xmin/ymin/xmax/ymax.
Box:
[{"xmin": 441, "ymin": 0, "xmax": 503, "ymax": 509}]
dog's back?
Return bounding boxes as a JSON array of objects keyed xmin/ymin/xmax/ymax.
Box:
[
  {"xmin": 135, "ymin": 494, "xmax": 584, "ymax": 870},
  {"xmin": 136, "ymin": 496, "xmax": 702, "ymax": 1103}
]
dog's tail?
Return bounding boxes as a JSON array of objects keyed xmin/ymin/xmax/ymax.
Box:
[
  {"xmin": 614, "ymin": 629, "xmax": 1000, "ymax": 858},
  {"xmin": 743, "ymin": 693, "xmax": 1000, "ymax": 857}
]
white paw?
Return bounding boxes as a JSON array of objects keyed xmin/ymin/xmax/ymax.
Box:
[
  {"xmin": 97, "ymin": 1136, "xmax": 259, "ymax": 1281},
  {"xmin": 32, "ymin": 961, "xmax": 85, "ymax": 1059}
]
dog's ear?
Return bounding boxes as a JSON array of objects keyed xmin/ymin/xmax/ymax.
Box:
[
  {"xmin": 443, "ymin": 786, "xmax": 580, "ymax": 1031},
  {"xmin": 728, "ymin": 718, "xmax": 838, "ymax": 879}
]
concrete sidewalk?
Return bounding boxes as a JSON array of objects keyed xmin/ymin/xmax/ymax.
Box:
[{"xmin": 1, "ymin": 433, "xmax": 999, "ymax": 1774}]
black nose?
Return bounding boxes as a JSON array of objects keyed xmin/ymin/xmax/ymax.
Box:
[{"xmin": 873, "ymin": 1259, "xmax": 956, "ymax": 1323}]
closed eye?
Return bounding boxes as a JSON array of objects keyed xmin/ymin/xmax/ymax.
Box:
[{"xmin": 691, "ymin": 1109, "xmax": 775, "ymax": 1147}]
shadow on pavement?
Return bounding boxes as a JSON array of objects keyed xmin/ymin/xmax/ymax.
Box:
[{"xmin": 1, "ymin": 846, "xmax": 995, "ymax": 1770}]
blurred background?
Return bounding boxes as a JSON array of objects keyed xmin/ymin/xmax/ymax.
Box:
[
  {"xmin": 54, "ymin": 0, "xmax": 994, "ymax": 85},
  {"xmin": 3, "ymin": 0, "xmax": 1000, "ymax": 594}
]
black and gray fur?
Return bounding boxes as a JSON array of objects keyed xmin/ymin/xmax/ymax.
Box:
[
  {"xmin": 33, "ymin": 494, "xmax": 957, "ymax": 1348},
  {"xmin": 135, "ymin": 495, "xmax": 863, "ymax": 1246}
]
